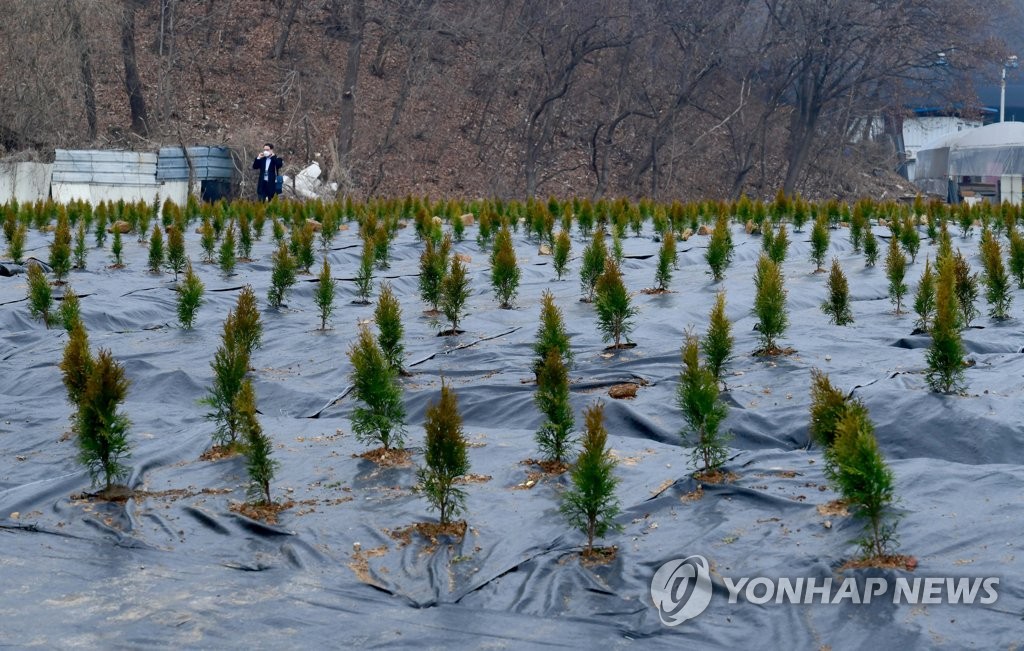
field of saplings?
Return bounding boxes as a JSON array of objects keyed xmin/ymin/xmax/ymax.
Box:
[{"xmin": 1, "ymin": 195, "xmax": 1022, "ymax": 646}]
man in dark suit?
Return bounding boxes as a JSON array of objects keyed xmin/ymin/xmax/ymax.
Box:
[{"xmin": 253, "ymin": 143, "xmax": 283, "ymax": 202}]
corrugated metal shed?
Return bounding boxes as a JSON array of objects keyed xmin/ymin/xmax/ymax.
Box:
[
  {"xmin": 157, "ymin": 146, "xmax": 234, "ymax": 181},
  {"xmin": 52, "ymin": 150, "xmax": 159, "ymax": 186}
]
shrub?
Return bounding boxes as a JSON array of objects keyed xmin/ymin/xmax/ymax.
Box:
[
  {"xmin": 314, "ymin": 257, "xmax": 336, "ymax": 330},
  {"xmin": 166, "ymin": 225, "xmax": 186, "ymax": 279},
  {"xmin": 9, "ymin": 223, "xmax": 26, "ymax": 263},
  {"xmin": 148, "ymin": 224, "xmax": 165, "ymax": 274},
  {"xmin": 957, "ymin": 204, "xmax": 973, "ymax": 238},
  {"xmin": 863, "ymin": 228, "xmax": 879, "ymax": 267},
  {"xmin": 753, "ymin": 254, "xmax": 788, "ymax": 353},
  {"xmin": 236, "ymin": 379, "xmax": 278, "ymax": 505},
  {"xmin": 706, "ymin": 216, "xmax": 733, "ymax": 281},
  {"xmin": 678, "ymin": 334, "xmax": 729, "ymax": 475},
  {"xmin": 884, "ymin": 236, "xmax": 907, "ymax": 314},
  {"xmin": 93, "ymin": 210, "xmax": 107, "ymax": 248},
  {"xmin": 792, "ymin": 199, "xmax": 808, "ymax": 232},
  {"xmin": 417, "ymin": 382, "xmax": 470, "ymax": 525},
  {"xmin": 595, "ymin": 259, "xmax": 636, "ymax": 349},
  {"xmin": 981, "ymin": 237, "xmax": 1012, "ymax": 319},
  {"xmin": 927, "ymin": 255, "xmax": 966, "ymax": 393},
  {"xmin": 611, "ymin": 231, "xmax": 624, "ymax": 267},
  {"xmin": 952, "ymin": 251, "xmax": 979, "ymax": 328},
  {"xmin": 810, "ymin": 215, "xmax": 830, "ymax": 272},
  {"xmin": 375, "ymin": 282, "xmax": 405, "ymax": 374},
  {"xmin": 849, "ymin": 210, "xmax": 864, "ymax": 252},
  {"xmin": 535, "ymin": 349, "xmax": 575, "ymax": 464},
  {"xmin": 58, "ymin": 286, "xmax": 82, "ymax": 332},
  {"xmin": 418, "ymin": 233, "xmax": 451, "ymax": 312},
  {"xmin": 237, "ymin": 213, "xmax": 253, "ymax": 261},
  {"xmin": 348, "ymin": 324, "xmax": 406, "ymax": 450},
  {"xmin": 60, "ymin": 321, "xmax": 93, "ymax": 407},
  {"xmin": 297, "ymin": 222, "xmax": 316, "ymax": 273},
  {"xmin": 912, "ymin": 258, "xmax": 935, "ymax": 332},
  {"xmin": 177, "ymin": 263, "xmax": 204, "ymax": 329},
  {"xmin": 26, "ymin": 263, "xmax": 52, "ymax": 326},
  {"xmin": 441, "ymin": 254, "xmax": 471, "ymax": 334},
  {"xmin": 218, "ymin": 223, "xmax": 236, "ymax": 276},
  {"xmin": 267, "ymin": 241, "xmax": 297, "ymax": 308},
  {"xmin": 200, "ymin": 217, "xmax": 216, "ymax": 263},
  {"xmin": 491, "ymin": 225, "xmax": 520, "ymax": 308},
  {"xmin": 831, "ymin": 409, "xmax": 898, "ymax": 560},
  {"xmin": 271, "ymin": 216, "xmax": 286, "ymax": 246},
  {"xmin": 580, "ymin": 228, "xmax": 608, "ymax": 301},
  {"xmin": 561, "ymin": 402, "xmax": 622, "ymax": 556},
  {"xmin": 821, "ymin": 258, "xmax": 853, "ymax": 325},
  {"xmin": 808, "ymin": 369, "xmax": 869, "ymax": 474},
  {"xmin": 201, "ymin": 315, "xmax": 250, "ymax": 447},
  {"xmin": 76, "ymin": 349, "xmax": 132, "ymax": 491},
  {"xmin": 50, "ymin": 214, "xmax": 72, "ymax": 283},
  {"xmin": 1009, "ymin": 228, "xmax": 1024, "ymax": 288},
  {"xmin": 936, "ymin": 222, "xmax": 953, "ymax": 263},
  {"xmin": 354, "ymin": 237, "xmax": 375, "ymax": 304},
  {"xmin": 553, "ymin": 229, "xmax": 571, "ymax": 280}
]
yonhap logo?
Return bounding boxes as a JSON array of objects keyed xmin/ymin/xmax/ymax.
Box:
[
  {"xmin": 650, "ymin": 556, "xmax": 1000, "ymax": 626},
  {"xmin": 650, "ymin": 555, "xmax": 714, "ymax": 626}
]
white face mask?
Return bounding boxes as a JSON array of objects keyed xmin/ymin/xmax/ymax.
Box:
[{"xmin": 263, "ymin": 150, "xmax": 272, "ymax": 157}]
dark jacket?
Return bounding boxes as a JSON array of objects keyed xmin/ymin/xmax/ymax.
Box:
[{"xmin": 253, "ymin": 154, "xmax": 283, "ymax": 181}]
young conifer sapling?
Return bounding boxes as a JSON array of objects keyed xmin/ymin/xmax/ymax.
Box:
[
  {"xmin": 417, "ymin": 382, "xmax": 470, "ymax": 525},
  {"xmin": 561, "ymin": 402, "xmax": 622, "ymax": 556}
]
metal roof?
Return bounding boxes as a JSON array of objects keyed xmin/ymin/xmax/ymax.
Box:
[
  {"xmin": 52, "ymin": 150, "xmax": 159, "ymax": 186},
  {"xmin": 157, "ymin": 146, "xmax": 234, "ymax": 181}
]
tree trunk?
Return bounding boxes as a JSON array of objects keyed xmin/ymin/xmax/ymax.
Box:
[
  {"xmin": 65, "ymin": 0, "xmax": 97, "ymax": 140},
  {"xmin": 120, "ymin": 0, "xmax": 149, "ymax": 136},
  {"xmin": 336, "ymin": 0, "xmax": 365, "ymax": 170},
  {"xmin": 273, "ymin": 0, "xmax": 302, "ymax": 60}
]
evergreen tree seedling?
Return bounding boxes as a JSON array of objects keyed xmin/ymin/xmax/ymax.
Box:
[
  {"xmin": 26, "ymin": 263, "xmax": 52, "ymax": 327},
  {"xmin": 348, "ymin": 324, "xmax": 407, "ymax": 450},
  {"xmin": 832, "ymin": 410, "xmax": 899, "ymax": 560},
  {"xmin": 900, "ymin": 215, "xmax": 920, "ymax": 263},
  {"xmin": 441, "ymin": 254, "xmax": 471, "ymax": 334},
  {"xmin": 810, "ymin": 215, "xmax": 830, "ymax": 272},
  {"xmin": 201, "ymin": 315, "xmax": 250, "ymax": 448},
  {"xmin": 418, "ymin": 234, "xmax": 451, "ymax": 313},
  {"xmin": 706, "ymin": 216, "xmax": 733, "ymax": 281},
  {"xmin": 702, "ymin": 290, "xmax": 733, "ymax": 381},
  {"xmin": 533, "ymin": 290, "xmax": 573, "ymax": 380},
  {"xmin": 417, "ymin": 382, "xmax": 470, "ymax": 525},
  {"xmin": 93, "ymin": 210, "xmax": 107, "ymax": 248},
  {"xmin": 884, "ymin": 236, "xmax": 907, "ymax": 314},
  {"xmin": 654, "ymin": 232, "xmax": 673, "ymax": 291},
  {"xmin": 231, "ymin": 285, "xmax": 263, "ymax": 356},
  {"xmin": 768, "ymin": 223, "xmax": 789, "ymax": 265},
  {"xmin": 200, "ymin": 217, "xmax": 216, "ymax": 263},
  {"xmin": 863, "ymin": 227, "xmax": 879, "ymax": 267},
  {"xmin": 50, "ymin": 214, "xmax": 72, "ymax": 284},
  {"xmin": 553, "ymin": 229, "xmax": 571, "ymax": 280},
  {"xmin": 271, "ymin": 216, "xmax": 286, "ymax": 246},
  {"xmin": 821, "ymin": 258, "xmax": 853, "ymax": 325},
  {"xmin": 166, "ymin": 225, "xmax": 187, "ymax": 280},
  {"xmin": 236, "ymin": 379, "xmax": 278, "ymax": 506},
  {"xmin": 111, "ymin": 228, "xmax": 125, "ymax": 268},
  {"xmin": 912, "ymin": 258, "xmax": 935, "ymax": 333},
  {"xmin": 808, "ymin": 368, "xmax": 870, "ymax": 476},
  {"xmin": 1009, "ymin": 228, "xmax": 1024, "ymax": 288},
  {"xmin": 535, "ymin": 349, "xmax": 575, "ymax": 465},
  {"xmin": 580, "ymin": 228, "xmax": 608, "ymax": 301},
  {"xmin": 595, "ymin": 259, "xmax": 636, "ymax": 349},
  {"xmin": 297, "ymin": 222, "xmax": 317, "ymax": 273},
  {"xmin": 611, "ymin": 230, "xmax": 624, "ymax": 267},
  {"xmin": 561, "ymin": 402, "xmax": 622, "ymax": 556},
  {"xmin": 237, "ymin": 213, "xmax": 254, "ymax": 261},
  {"xmin": 354, "ymin": 238, "xmax": 375, "ymax": 304},
  {"xmin": 73, "ymin": 219, "xmax": 88, "ymax": 269},
  {"xmin": 314, "ymin": 257, "xmax": 336, "ymax": 330},
  {"xmin": 753, "ymin": 254, "xmax": 788, "ymax": 354},
  {"xmin": 219, "ymin": 223, "xmax": 236, "ymax": 276},
  {"xmin": 491, "ymin": 225, "xmax": 520, "ymax": 308},
  {"xmin": 953, "ymin": 251, "xmax": 979, "ymax": 328},
  {"xmin": 76, "ymin": 349, "xmax": 132, "ymax": 492},
  {"xmin": 375, "ymin": 282, "xmax": 405, "ymax": 374},
  {"xmin": 268, "ymin": 241, "xmax": 297, "ymax": 309},
  {"xmin": 981, "ymin": 238, "xmax": 1012, "ymax": 319},
  {"xmin": 927, "ymin": 256, "xmax": 966, "ymax": 393},
  {"xmin": 678, "ymin": 333, "xmax": 730, "ymax": 476},
  {"xmin": 58, "ymin": 286, "xmax": 82, "ymax": 333},
  {"xmin": 178, "ymin": 263, "xmax": 205, "ymax": 329},
  {"xmin": 9, "ymin": 223, "xmax": 26, "ymax": 264},
  {"xmin": 60, "ymin": 321, "xmax": 93, "ymax": 408},
  {"xmin": 148, "ymin": 224, "xmax": 164, "ymax": 274}
]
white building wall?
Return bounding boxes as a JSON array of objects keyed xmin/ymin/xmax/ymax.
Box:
[
  {"xmin": 0, "ymin": 162, "xmax": 52, "ymax": 203},
  {"xmin": 903, "ymin": 117, "xmax": 982, "ymax": 180}
]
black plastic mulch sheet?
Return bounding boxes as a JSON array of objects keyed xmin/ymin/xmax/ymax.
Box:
[{"xmin": 1, "ymin": 220, "xmax": 1022, "ymax": 648}]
